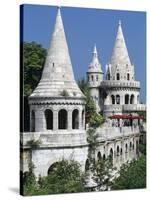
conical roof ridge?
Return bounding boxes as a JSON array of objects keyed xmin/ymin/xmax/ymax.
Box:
[{"xmin": 30, "ymin": 8, "xmax": 84, "ymax": 98}]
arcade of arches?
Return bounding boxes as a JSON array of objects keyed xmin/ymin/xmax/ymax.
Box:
[
  {"xmin": 31, "ymin": 108, "xmax": 85, "ymax": 132},
  {"xmin": 111, "ymin": 94, "xmax": 138, "ymax": 105}
]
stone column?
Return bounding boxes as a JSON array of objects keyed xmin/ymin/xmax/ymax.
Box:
[
  {"xmin": 53, "ymin": 110, "xmax": 58, "ymax": 131},
  {"xmin": 79, "ymin": 109, "xmax": 82, "ymax": 130},
  {"xmin": 35, "ymin": 110, "xmax": 45, "ymax": 132},
  {"xmin": 68, "ymin": 110, "xmax": 72, "ymax": 130},
  {"xmin": 82, "ymin": 110, "xmax": 85, "ymax": 130}
]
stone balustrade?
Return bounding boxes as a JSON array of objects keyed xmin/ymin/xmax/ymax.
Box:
[
  {"xmin": 100, "ymin": 80, "xmax": 140, "ymax": 88},
  {"xmin": 96, "ymin": 126, "xmax": 140, "ymax": 142},
  {"xmin": 104, "ymin": 104, "xmax": 146, "ymax": 113},
  {"xmin": 123, "ymin": 104, "xmax": 146, "ymax": 111},
  {"xmin": 21, "ymin": 131, "xmax": 88, "ymax": 148}
]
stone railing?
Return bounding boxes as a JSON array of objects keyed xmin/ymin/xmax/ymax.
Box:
[
  {"xmin": 123, "ymin": 104, "xmax": 146, "ymax": 111},
  {"xmin": 100, "ymin": 80, "xmax": 140, "ymax": 88},
  {"xmin": 21, "ymin": 130, "xmax": 88, "ymax": 148},
  {"xmin": 103, "ymin": 104, "xmax": 122, "ymax": 112},
  {"xmin": 96, "ymin": 126, "xmax": 140, "ymax": 141}
]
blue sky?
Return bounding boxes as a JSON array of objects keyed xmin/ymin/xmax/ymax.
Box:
[{"xmin": 22, "ymin": 4, "xmax": 146, "ymax": 103}]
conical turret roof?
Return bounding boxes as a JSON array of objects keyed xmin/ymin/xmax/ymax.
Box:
[
  {"xmin": 110, "ymin": 21, "xmax": 131, "ymax": 66},
  {"xmin": 88, "ymin": 44, "xmax": 103, "ymax": 73},
  {"xmin": 30, "ymin": 8, "xmax": 84, "ymax": 98}
]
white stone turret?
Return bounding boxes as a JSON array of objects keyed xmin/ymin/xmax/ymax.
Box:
[
  {"xmin": 106, "ymin": 21, "xmax": 135, "ymax": 81},
  {"xmin": 30, "ymin": 7, "xmax": 84, "ymax": 98},
  {"xmin": 102, "ymin": 21, "xmax": 141, "ymax": 116},
  {"xmin": 87, "ymin": 45, "xmax": 103, "ymax": 113},
  {"xmin": 29, "ymin": 8, "xmax": 86, "ymax": 133}
]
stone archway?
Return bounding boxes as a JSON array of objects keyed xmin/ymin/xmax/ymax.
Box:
[
  {"xmin": 72, "ymin": 109, "xmax": 79, "ymax": 129},
  {"xmin": 45, "ymin": 109, "xmax": 53, "ymax": 130},
  {"xmin": 31, "ymin": 110, "xmax": 35, "ymax": 132},
  {"xmin": 58, "ymin": 109, "xmax": 68, "ymax": 129}
]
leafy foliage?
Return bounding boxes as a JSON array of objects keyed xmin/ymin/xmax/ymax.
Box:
[
  {"xmin": 78, "ymin": 78, "xmax": 96, "ymax": 116},
  {"xmin": 112, "ymin": 155, "xmax": 146, "ymax": 190},
  {"xmin": 92, "ymin": 158, "xmax": 115, "ymax": 191},
  {"xmin": 89, "ymin": 112, "xmax": 105, "ymax": 128},
  {"xmin": 27, "ymin": 139, "xmax": 41, "ymax": 149},
  {"xmin": 23, "ymin": 41, "xmax": 47, "ymax": 96},
  {"xmin": 23, "ymin": 162, "xmax": 39, "ymax": 196},
  {"xmin": 23, "ymin": 159, "xmax": 86, "ymax": 196}
]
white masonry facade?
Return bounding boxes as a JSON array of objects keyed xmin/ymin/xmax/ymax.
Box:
[{"xmin": 21, "ymin": 8, "xmax": 146, "ymax": 178}]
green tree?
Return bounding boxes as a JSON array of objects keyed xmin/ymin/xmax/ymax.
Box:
[
  {"xmin": 92, "ymin": 158, "xmax": 115, "ymax": 191},
  {"xmin": 112, "ymin": 155, "xmax": 146, "ymax": 190},
  {"xmin": 23, "ymin": 159, "xmax": 86, "ymax": 196},
  {"xmin": 78, "ymin": 78, "xmax": 96, "ymax": 117},
  {"xmin": 23, "ymin": 41, "xmax": 47, "ymax": 96},
  {"xmin": 40, "ymin": 160, "xmax": 86, "ymax": 194},
  {"xmin": 23, "ymin": 162, "xmax": 39, "ymax": 196}
]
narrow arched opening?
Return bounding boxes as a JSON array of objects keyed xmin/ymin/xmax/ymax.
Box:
[
  {"xmin": 125, "ymin": 143, "xmax": 128, "ymax": 153},
  {"xmin": 85, "ymin": 159, "xmax": 90, "ymax": 171},
  {"xmin": 130, "ymin": 94, "xmax": 135, "ymax": 104},
  {"xmin": 58, "ymin": 109, "xmax": 67, "ymax": 129},
  {"xmin": 109, "ymin": 148, "xmax": 113, "ymax": 164},
  {"xmin": 82, "ymin": 110, "xmax": 85, "ymax": 128},
  {"xmin": 127, "ymin": 73, "xmax": 130, "ymax": 80},
  {"xmin": 116, "ymin": 73, "xmax": 120, "ymax": 80},
  {"xmin": 125, "ymin": 94, "xmax": 129, "ymax": 104},
  {"xmin": 130, "ymin": 142, "xmax": 132, "ymax": 150},
  {"xmin": 103, "ymin": 154, "xmax": 106, "ymax": 160},
  {"xmin": 31, "ymin": 110, "xmax": 35, "ymax": 132},
  {"xmin": 97, "ymin": 151, "xmax": 102, "ymax": 161},
  {"xmin": 111, "ymin": 95, "xmax": 115, "ymax": 104},
  {"xmin": 117, "ymin": 146, "xmax": 120, "ymax": 156},
  {"xmin": 72, "ymin": 109, "xmax": 79, "ymax": 129},
  {"xmin": 116, "ymin": 95, "xmax": 120, "ymax": 104},
  {"xmin": 137, "ymin": 95, "xmax": 139, "ymax": 104},
  {"xmin": 45, "ymin": 109, "xmax": 53, "ymax": 130}
]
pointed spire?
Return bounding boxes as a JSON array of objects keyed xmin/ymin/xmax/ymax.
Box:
[
  {"xmin": 31, "ymin": 7, "xmax": 84, "ymax": 98},
  {"xmin": 88, "ymin": 44, "xmax": 103, "ymax": 73},
  {"xmin": 110, "ymin": 21, "xmax": 131, "ymax": 66}
]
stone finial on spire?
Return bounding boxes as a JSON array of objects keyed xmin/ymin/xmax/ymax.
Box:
[
  {"xmin": 118, "ymin": 20, "xmax": 121, "ymax": 26},
  {"xmin": 87, "ymin": 44, "xmax": 103, "ymax": 73},
  {"xmin": 110, "ymin": 21, "xmax": 131, "ymax": 66}
]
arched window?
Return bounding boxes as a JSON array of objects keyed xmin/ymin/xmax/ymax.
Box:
[
  {"xmin": 116, "ymin": 95, "xmax": 120, "ymax": 104},
  {"xmin": 130, "ymin": 142, "xmax": 132, "ymax": 150},
  {"xmin": 111, "ymin": 95, "xmax": 115, "ymax": 104},
  {"xmin": 116, "ymin": 73, "xmax": 120, "ymax": 80},
  {"xmin": 130, "ymin": 94, "xmax": 134, "ymax": 104},
  {"xmin": 58, "ymin": 109, "xmax": 67, "ymax": 129},
  {"xmin": 109, "ymin": 148, "xmax": 113, "ymax": 164},
  {"xmin": 31, "ymin": 110, "xmax": 35, "ymax": 132},
  {"xmin": 45, "ymin": 109, "xmax": 53, "ymax": 130},
  {"xmin": 125, "ymin": 94, "xmax": 129, "ymax": 104},
  {"xmin": 120, "ymin": 148, "xmax": 123, "ymax": 155},
  {"xmin": 117, "ymin": 146, "xmax": 120, "ymax": 156},
  {"xmin": 91, "ymin": 75, "xmax": 94, "ymax": 81},
  {"xmin": 103, "ymin": 154, "xmax": 106, "ymax": 160},
  {"xmin": 97, "ymin": 151, "xmax": 102, "ymax": 161},
  {"xmin": 127, "ymin": 73, "xmax": 130, "ymax": 80},
  {"xmin": 96, "ymin": 75, "xmax": 99, "ymax": 81},
  {"xmin": 82, "ymin": 110, "xmax": 85, "ymax": 128},
  {"xmin": 85, "ymin": 159, "xmax": 90, "ymax": 171},
  {"xmin": 137, "ymin": 95, "xmax": 139, "ymax": 103},
  {"xmin": 107, "ymin": 73, "xmax": 110, "ymax": 80},
  {"xmin": 125, "ymin": 143, "xmax": 128, "ymax": 153},
  {"xmin": 72, "ymin": 109, "xmax": 79, "ymax": 129}
]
